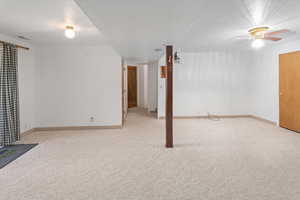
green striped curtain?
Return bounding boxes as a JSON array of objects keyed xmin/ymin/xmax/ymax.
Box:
[{"xmin": 0, "ymin": 43, "xmax": 20, "ymax": 146}]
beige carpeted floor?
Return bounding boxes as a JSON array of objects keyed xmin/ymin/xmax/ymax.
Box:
[{"xmin": 1, "ymin": 109, "xmax": 300, "ymax": 200}]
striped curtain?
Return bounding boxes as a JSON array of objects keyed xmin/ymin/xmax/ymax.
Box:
[{"xmin": 0, "ymin": 43, "xmax": 20, "ymax": 146}]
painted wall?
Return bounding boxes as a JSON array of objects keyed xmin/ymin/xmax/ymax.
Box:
[
  {"xmin": 35, "ymin": 45, "xmax": 122, "ymax": 127},
  {"xmin": 122, "ymin": 59, "xmax": 128, "ymax": 120},
  {"xmin": 250, "ymin": 39, "xmax": 300, "ymax": 124},
  {"xmin": 137, "ymin": 64, "xmax": 148, "ymax": 108},
  {"xmin": 158, "ymin": 50, "xmax": 253, "ymax": 118},
  {"xmin": 2, "ymin": 32, "xmax": 298, "ymax": 130},
  {"xmin": 147, "ymin": 61, "xmax": 158, "ymax": 112},
  {"xmin": 158, "ymin": 56, "xmax": 166, "ymax": 117},
  {"xmin": 0, "ymin": 33, "xmax": 37, "ymax": 133}
]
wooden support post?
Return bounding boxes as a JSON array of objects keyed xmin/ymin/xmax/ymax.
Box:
[{"xmin": 165, "ymin": 45, "xmax": 173, "ymax": 148}]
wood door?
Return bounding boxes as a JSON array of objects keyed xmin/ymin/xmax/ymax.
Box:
[
  {"xmin": 127, "ymin": 66, "xmax": 137, "ymax": 108},
  {"xmin": 279, "ymin": 51, "xmax": 300, "ymax": 132}
]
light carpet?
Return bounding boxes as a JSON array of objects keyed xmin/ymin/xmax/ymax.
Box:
[{"xmin": 1, "ymin": 109, "xmax": 300, "ymax": 200}]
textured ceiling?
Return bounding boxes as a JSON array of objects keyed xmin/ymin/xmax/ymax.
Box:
[
  {"xmin": 0, "ymin": 0, "xmax": 106, "ymax": 45},
  {"xmin": 75, "ymin": 0, "xmax": 300, "ymax": 62},
  {"xmin": 1, "ymin": 0, "xmax": 300, "ymax": 62}
]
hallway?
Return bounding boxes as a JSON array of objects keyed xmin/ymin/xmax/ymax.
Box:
[{"xmin": 1, "ymin": 110, "xmax": 300, "ymax": 200}]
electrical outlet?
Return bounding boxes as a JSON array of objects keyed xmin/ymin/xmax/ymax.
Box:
[{"xmin": 90, "ymin": 117, "xmax": 94, "ymax": 122}]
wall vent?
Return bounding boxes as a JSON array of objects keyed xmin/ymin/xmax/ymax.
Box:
[{"xmin": 17, "ymin": 35, "xmax": 30, "ymax": 41}]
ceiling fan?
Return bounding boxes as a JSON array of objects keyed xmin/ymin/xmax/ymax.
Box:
[{"xmin": 238, "ymin": 26, "xmax": 291, "ymax": 48}]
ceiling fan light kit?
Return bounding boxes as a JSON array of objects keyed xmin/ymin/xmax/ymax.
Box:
[{"xmin": 252, "ymin": 39, "xmax": 265, "ymax": 48}]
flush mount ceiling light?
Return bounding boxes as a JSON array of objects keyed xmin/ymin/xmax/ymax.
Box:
[{"xmin": 65, "ymin": 26, "xmax": 75, "ymax": 39}]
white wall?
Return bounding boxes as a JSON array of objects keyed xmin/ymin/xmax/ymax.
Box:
[
  {"xmin": 250, "ymin": 39, "xmax": 300, "ymax": 124},
  {"xmin": 2, "ymin": 32, "xmax": 298, "ymax": 130},
  {"xmin": 147, "ymin": 61, "xmax": 158, "ymax": 112},
  {"xmin": 158, "ymin": 50, "xmax": 253, "ymax": 118},
  {"xmin": 144, "ymin": 65, "xmax": 148, "ymax": 108},
  {"xmin": 158, "ymin": 56, "xmax": 166, "ymax": 117},
  {"xmin": 0, "ymin": 33, "xmax": 37, "ymax": 133},
  {"xmin": 35, "ymin": 45, "xmax": 122, "ymax": 127},
  {"xmin": 0, "ymin": 34, "xmax": 123, "ymax": 130},
  {"xmin": 122, "ymin": 59, "xmax": 128, "ymax": 120},
  {"xmin": 157, "ymin": 42, "xmax": 300, "ymax": 123},
  {"xmin": 137, "ymin": 64, "xmax": 148, "ymax": 108}
]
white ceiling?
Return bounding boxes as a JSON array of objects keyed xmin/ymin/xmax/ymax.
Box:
[
  {"xmin": 1, "ymin": 0, "xmax": 300, "ymax": 62},
  {"xmin": 75, "ymin": 0, "xmax": 300, "ymax": 62},
  {"xmin": 0, "ymin": 0, "xmax": 106, "ymax": 45}
]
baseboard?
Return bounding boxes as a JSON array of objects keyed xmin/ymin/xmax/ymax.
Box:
[
  {"xmin": 158, "ymin": 115, "xmax": 277, "ymax": 125},
  {"xmin": 21, "ymin": 128, "xmax": 36, "ymax": 135},
  {"xmin": 249, "ymin": 115, "xmax": 277, "ymax": 125},
  {"xmin": 34, "ymin": 125, "xmax": 122, "ymax": 132},
  {"xmin": 159, "ymin": 115, "xmax": 251, "ymax": 120}
]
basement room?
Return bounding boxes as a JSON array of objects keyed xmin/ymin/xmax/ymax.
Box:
[{"xmin": 1, "ymin": 0, "xmax": 300, "ymax": 199}]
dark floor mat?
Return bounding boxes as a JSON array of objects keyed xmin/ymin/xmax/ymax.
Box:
[{"xmin": 0, "ymin": 144, "xmax": 38, "ymax": 169}]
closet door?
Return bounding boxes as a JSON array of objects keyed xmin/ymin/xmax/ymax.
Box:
[{"xmin": 279, "ymin": 51, "xmax": 300, "ymax": 132}]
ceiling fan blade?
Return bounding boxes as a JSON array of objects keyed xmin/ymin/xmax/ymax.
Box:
[
  {"xmin": 263, "ymin": 36, "xmax": 282, "ymax": 41},
  {"xmin": 265, "ymin": 29, "xmax": 290, "ymax": 36}
]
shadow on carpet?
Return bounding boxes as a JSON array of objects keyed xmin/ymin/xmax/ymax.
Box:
[{"xmin": 0, "ymin": 144, "xmax": 38, "ymax": 169}]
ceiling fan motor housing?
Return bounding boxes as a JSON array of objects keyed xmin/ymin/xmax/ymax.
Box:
[{"xmin": 249, "ymin": 26, "xmax": 269, "ymax": 39}]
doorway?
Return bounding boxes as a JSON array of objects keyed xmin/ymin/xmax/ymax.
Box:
[
  {"xmin": 279, "ymin": 51, "xmax": 300, "ymax": 132},
  {"xmin": 128, "ymin": 66, "xmax": 137, "ymax": 108}
]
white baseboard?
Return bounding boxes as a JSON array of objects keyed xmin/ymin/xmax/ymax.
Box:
[
  {"xmin": 159, "ymin": 115, "xmax": 251, "ymax": 120},
  {"xmin": 249, "ymin": 115, "xmax": 277, "ymax": 125},
  {"xmin": 158, "ymin": 115, "xmax": 277, "ymax": 125},
  {"xmin": 20, "ymin": 125, "xmax": 122, "ymax": 134},
  {"xmin": 21, "ymin": 128, "xmax": 36, "ymax": 135},
  {"xmin": 34, "ymin": 125, "xmax": 122, "ymax": 132}
]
